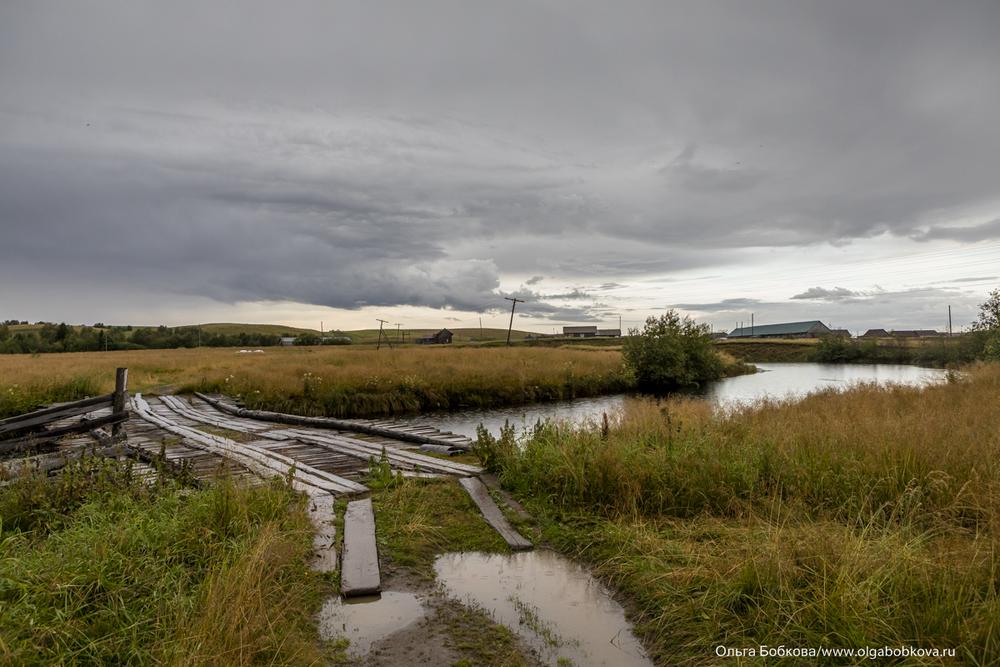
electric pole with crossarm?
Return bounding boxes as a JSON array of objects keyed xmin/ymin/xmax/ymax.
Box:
[{"xmin": 504, "ymin": 297, "xmax": 524, "ymax": 346}]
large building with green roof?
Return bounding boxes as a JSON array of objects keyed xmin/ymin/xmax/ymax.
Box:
[{"xmin": 728, "ymin": 320, "xmax": 832, "ymax": 339}]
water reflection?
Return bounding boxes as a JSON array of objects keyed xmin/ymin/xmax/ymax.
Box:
[
  {"xmin": 434, "ymin": 550, "xmax": 653, "ymax": 667},
  {"xmin": 704, "ymin": 362, "xmax": 948, "ymax": 409},
  {"xmin": 316, "ymin": 591, "xmax": 425, "ymax": 657},
  {"xmin": 401, "ymin": 362, "xmax": 948, "ymax": 438}
]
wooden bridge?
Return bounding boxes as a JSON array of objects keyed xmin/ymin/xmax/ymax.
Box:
[{"xmin": 0, "ymin": 370, "xmax": 531, "ymax": 598}]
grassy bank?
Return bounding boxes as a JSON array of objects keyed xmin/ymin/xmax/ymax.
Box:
[
  {"xmin": 479, "ymin": 364, "xmax": 1000, "ymax": 664},
  {"xmin": 0, "ymin": 346, "xmax": 630, "ymax": 419},
  {"xmin": 0, "ymin": 461, "xmax": 335, "ymax": 665},
  {"xmin": 718, "ymin": 334, "xmax": 987, "ymax": 366}
]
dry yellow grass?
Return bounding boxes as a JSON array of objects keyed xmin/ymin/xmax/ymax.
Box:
[
  {"xmin": 0, "ymin": 345, "xmax": 629, "ymax": 417},
  {"xmin": 490, "ymin": 363, "xmax": 1000, "ymax": 663}
]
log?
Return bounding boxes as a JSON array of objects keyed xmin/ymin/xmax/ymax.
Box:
[
  {"xmin": 194, "ymin": 392, "xmax": 473, "ymax": 450},
  {"xmin": 0, "ymin": 395, "xmax": 114, "ymax": 437},
  {"xmin": 459, "ymin": 477, "xmax": 532, "ymax": 551},
  {"xmin": 0, "ymin": 412, "xmax": 127, "ymax": 453},
  {"xmin": 112, "ymin": 368, "xmax": 129, "ymax": 438},
  {"xmin": 278, "ymin": 428, "xmax": 482, "ymax": 476},
  {"xmin": 172, "ymin": 397, "xmax": 481, "ymax": 476},
  {"xmin": 1, "ymin": 443, "xmax": 126, "ymax": 479},
  {"xmin": 419, "ymin": 444, "xmax": 465, "ymax": 456},
  {"xmin": 341, "ymin": 497, "xmax": 380, "ymax": 597}
]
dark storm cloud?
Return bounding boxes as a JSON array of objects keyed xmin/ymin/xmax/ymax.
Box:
[{"xmin": 1, "ymin": 0, "xmax": 999, "ymax": 322}]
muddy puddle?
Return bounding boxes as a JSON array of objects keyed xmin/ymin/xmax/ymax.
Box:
[
  {"xmin": 434, "ymin": 549, "xmax": 653, "ymax": 667},
  {"xmin": 317, "ymin": 591, "xmax": 425, "ymax": 657}
]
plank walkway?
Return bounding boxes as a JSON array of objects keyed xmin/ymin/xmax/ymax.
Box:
[
  {"xmin": 6, "ymin": 392, "xmax": 532, "ymax": 591},
  {"xmin": 459, "ymin": 476, "xmax": 533, "ymax": 551},
  {"xmin": 340, "ymin": 498, "xmax": 381, "ymax": 597}
]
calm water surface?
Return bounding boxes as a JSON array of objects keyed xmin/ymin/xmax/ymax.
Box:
[
  {"xmin": 402, "ymin": 362, "xmax": 948, "ymax": 438},
  {"xmin": 434, "ymin": 550, "xmax": 653, "ymax": 667}
]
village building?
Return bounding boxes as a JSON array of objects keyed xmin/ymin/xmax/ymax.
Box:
[
  {"xmin": 860, "ymin": 329, "xmax": 890, "ymax": 338},
  {"xmin": 416, "ymin": 329, "xmax": 453, "ymax": 344},
  {"xmin": 562, "ymin": 325, "xmax": 621, "ymax": 338},
  {"xmin": 563, "ymin": 325, "xmax": 598, "ymax": 337},
  {"xmin": 728, "ymin": 320, "xmax": 832, "ymax": 339}
]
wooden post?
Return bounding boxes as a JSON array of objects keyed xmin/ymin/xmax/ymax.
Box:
[
  {"xmin": 504, "ymin": 297, "xmax": 524, "ymax": 346},
  {"xmin": 112, "ymin": 367, "xmax": 128, "ymax": 438}
]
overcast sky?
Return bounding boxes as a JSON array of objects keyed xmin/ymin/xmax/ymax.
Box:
[{"xmin": 2, "ymin": 1, "xmax": 998, "ymax": 334}]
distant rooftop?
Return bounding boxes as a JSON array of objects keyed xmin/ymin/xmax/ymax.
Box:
[{"xmin": 729, "ymin": 320, "xmax": 829, "ymax": 337}]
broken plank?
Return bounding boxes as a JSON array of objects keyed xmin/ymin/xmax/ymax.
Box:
[
  {"xmin": 459, "ymin": 477, "xmax": 532, "ymax": 551},
  {"xmin": 341, "ymin": 497, "xmax": 380, "ymax": 597},
  {"xmin": 308, "ymin": 493, "xmax": 338, "ymax": 573}
]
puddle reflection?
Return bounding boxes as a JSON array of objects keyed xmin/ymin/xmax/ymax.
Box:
[{"xmin": 434, "ymin": 550, "xmax": 653, "ymax": 667}]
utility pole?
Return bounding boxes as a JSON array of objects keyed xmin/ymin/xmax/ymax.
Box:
[
  {"xmin": 479, "ymin": 316, "xmax": 483, "ymax": 341},
  {"xmin": 375, "ymin": 319, "xmax": 391, "ymax": 350},
  {"xmin": 751, "ymin": 313, "xmax": 754, "ymax": 337},
  {"xmin": 394, "ymin": 322, "xmax": 402, "ymax": 344},
  {"xmin": 948, "ymin": 305, "xmax": 953, "ymax": 336},
  {"xmin": 504, "ymin": 297, "xmax": 525, "ymax": 346}
]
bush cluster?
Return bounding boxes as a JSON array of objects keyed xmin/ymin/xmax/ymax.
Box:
[{"xmin": 622, "ymin": 311, "xmax": 724, "ymax": 390}]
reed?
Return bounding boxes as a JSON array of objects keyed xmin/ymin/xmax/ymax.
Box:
[{"xmin": 483, "ymin": 363, "xmax": 1000, "ymax": 664}]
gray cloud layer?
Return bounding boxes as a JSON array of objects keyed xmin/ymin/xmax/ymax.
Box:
[{"xmin": 1, "ymin": 1, "xmax": 999, "ymax": 325}]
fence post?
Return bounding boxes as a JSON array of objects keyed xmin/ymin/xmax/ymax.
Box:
[{"xmin": 112, "ymin": 367, "xmax": 129, "ymax": 438}]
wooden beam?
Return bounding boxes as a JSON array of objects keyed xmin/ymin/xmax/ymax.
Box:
[
  {"xmin": 0, "ymin": 412, "xmax": 127, "ymax": 454},
  {"xmin": 340, "ymin": 497, "xmax": 380, "ymax": 597},
  {"xmin": 459, "ymin": 476, "xmax": 532, "ymax": 551},
  {"xmin": 133, "ymin": 394, "xmax": 367, "ymax": 496},
  {"xmin": 194, "ymin": 392, "xmax": 472, "ymax": 450},
  {"xmin": 0, "ymin": 395, "xmax": 114, "ymax": 437},
  {"xmin": 112, "ymin": 367, "xmax": 129, "ymax": 438}
]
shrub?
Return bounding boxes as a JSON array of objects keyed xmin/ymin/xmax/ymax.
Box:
[{"xmin": 622, "ymin": 311, "xmax": 723, "ymax": 390}]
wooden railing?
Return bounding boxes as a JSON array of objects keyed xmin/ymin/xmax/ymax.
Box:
[{"xmin": 0, "ymin": 368, "xmax": 129, "ymax": 451}]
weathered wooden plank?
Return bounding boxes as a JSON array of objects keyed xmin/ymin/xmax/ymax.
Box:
[
  {"xmin": 283, "ymin": 428, "xmax": 482, "ymax": 476},
  {"xmin": 459, "ymin": 477, "xmax": 532, "ymax": 551},
  {"xmin": 194, "ymin": 392, "xmax": 473, "ymax": 450},
  {"xmin": 308, "ymin": 493, "xmax": 338, "ymax": 573},
  {"xmin": 341, "ymin": 497, "xmax": 380, "ymax": 597},
  {"xmin": 166, "ymin": 397, "xmax": 479, "ymax": 477},
  {"xmin": 0, "ymin": 413, "xmax": 127, "ymax": 453},
  {"xmin": 133, "ymin": 395, "xmax": 367, "ymax": 496},
  {"xmin": 0, "ymin": 395, "xmax": 114, "ymax": 436},
  {"xmin": 112, "ymin": 368, "xmax": 129, "ymax": 438}
]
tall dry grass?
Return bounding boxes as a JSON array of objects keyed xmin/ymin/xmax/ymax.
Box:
[
  {"xmin": 0, "ymin": 345, "xmax": 629, "ymax": 418},
  {"xmin": 483, "ymin": 364, "xmax": 1000, "ymax": 664}
]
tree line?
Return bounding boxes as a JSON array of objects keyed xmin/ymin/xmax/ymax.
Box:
[{"xmin": 0, "ymin": 322, "xmax": 283, "ymax": 354}]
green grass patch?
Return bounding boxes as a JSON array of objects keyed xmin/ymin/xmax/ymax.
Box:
[
  {"xmin": 371, "ymin": 477, "xmax": 509, "ymax": 578},
  {"xmin": 438, "ymin": 600, "xmax": 537, "ymax": 667},
  {"xmin": 0, "ymin": 375, "xmax": 102, "ymax": 419},
  {"xmin": 0, "ymin": 459, "xmax": 336, "ymax": 666}
]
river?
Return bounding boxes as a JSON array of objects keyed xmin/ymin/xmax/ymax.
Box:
[{"xmin": 398, "ymin": 362, "xmax": 949, "ymax": 439}]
